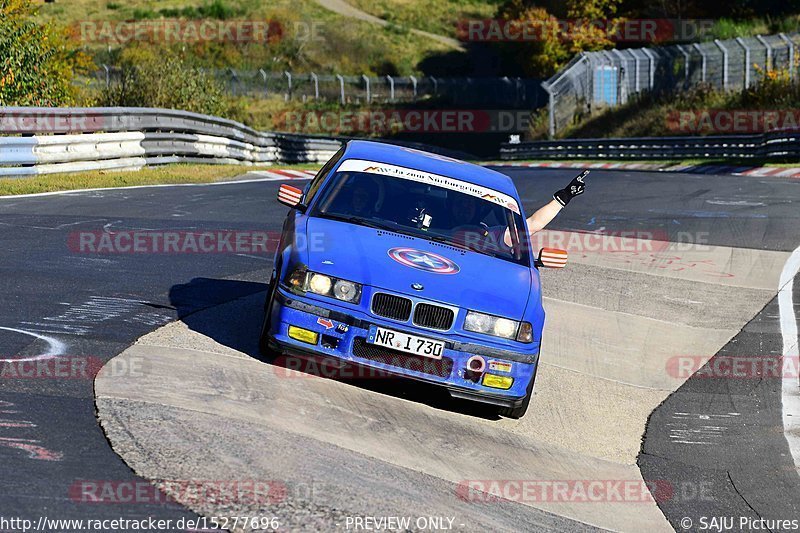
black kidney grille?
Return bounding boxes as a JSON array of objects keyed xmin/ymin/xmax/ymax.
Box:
[
  {"xmin": 352, "ymin": 338, "xmax": 453, "ymax": 378},
  {"xmin": 413, "ymin": 303, "xmax": 455, "ymax": 330},
  {"xmin": 371, "ymin": 293, "xmax": 413, "ymax": 321}
]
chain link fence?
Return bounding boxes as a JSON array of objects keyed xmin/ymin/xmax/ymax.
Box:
[
  {"xmin": 90, "ymin": 68, "xmax": 545, "ymax": 109},
  {"xmin": 543, "ymin": 32, "xmax": 800, "ymax": 138}
]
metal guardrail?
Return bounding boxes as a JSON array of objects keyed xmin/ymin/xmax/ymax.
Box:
[
  {"xmin": 0, "ymin": 107, "xmax": 343, "ymax": 176},
  {"xmin": 500, "ymin": 130, "xmax": 800, "ymax": 160}
]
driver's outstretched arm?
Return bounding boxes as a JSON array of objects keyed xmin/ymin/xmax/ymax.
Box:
[
  {"xmin": 527, "ymin": 199, "xmax": 563, "ymax": 234},
  {"xmin": 504, "ymin": 170, "xmax": 588, "ymax": 246}
]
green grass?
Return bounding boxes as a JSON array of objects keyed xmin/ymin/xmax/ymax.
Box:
[
  {"xmin": 0, "ymin": 163, "xmax": 318, "ymax": 196},
  {"xmin": 706, "ymin": 16, "xmax": 800, "ymax": 40}
]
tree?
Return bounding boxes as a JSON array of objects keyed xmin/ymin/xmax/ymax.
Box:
[
  {"xmin": 0, "ymin": 0, "xmax": 92, "ymax": 106},
  {"xmin": 494, "ymin": 0, "xmax": 623, "ymax": 77},
  {"xmin": 97, "ymin": 45, "xmax": 234, "ymax": 118}
]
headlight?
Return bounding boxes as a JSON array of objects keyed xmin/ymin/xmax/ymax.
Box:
[
  {"xmin": 284, "ymin": 265, "xmax": 362, "ymax": 304},
  {"xmin": 308, "ymin": 273, "xmax": 333, "ymax": 295},
  {"xmin": 464, "ymin": 311, "xmax": 533, "ymax": 343},
  {"xmin": 333, "ymin": 279, "xmax": 360, "ymax": 302},
  {"xmin": 493, "ymin": 317, "xmax": 517, "ymax": 338}
]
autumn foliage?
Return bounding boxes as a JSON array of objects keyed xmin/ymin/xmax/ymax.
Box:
[{"xmin": 0, "ymin": 0, "xmax": 92, "ymax": 106}]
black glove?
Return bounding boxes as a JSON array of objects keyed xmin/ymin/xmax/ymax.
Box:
[{"xmin": 553, "ymin": 170, "xmax": 589, "ymax": 207}]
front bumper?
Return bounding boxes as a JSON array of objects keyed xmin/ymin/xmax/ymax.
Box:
[{"xmin": 266, "ymin": 289, "xmax": 538, "ymax": 408}]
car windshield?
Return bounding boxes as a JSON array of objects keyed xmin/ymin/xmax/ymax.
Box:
[{"xmin": 309, "ymin": 166, "xmax": 530, "ymax": 266}]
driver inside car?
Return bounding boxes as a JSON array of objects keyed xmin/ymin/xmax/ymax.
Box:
[{"xmin": 349, "ymin": 180, "xmax": 379, "ymax": 217}]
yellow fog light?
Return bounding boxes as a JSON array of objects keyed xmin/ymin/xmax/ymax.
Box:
[
  {"xmin": 482, "ymin": 373, "xmax": 514, "ymax": 390},
  {"xmin": 288, "ymin": 326, "xmax": 319, "ymax": 345}
]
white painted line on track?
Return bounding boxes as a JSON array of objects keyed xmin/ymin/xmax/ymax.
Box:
[
  {"xmin": 780, "ymin": 245, "xmax": 800, "ymax": 472},
  {"xmin": 0, "ymin": 327, "xmax": 66, "ymax": 362},
  {"xmin": 0, "ymin": 174, "xmax": 311, "ymax": 200}
]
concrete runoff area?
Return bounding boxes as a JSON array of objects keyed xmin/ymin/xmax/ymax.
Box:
[
  {"xmin": 0, "ymin": 167, "xmax": 796, "ymax": 530},
  {"xmin": 95, "ymin": 231, "xmax": 786, "ymax": 531}
]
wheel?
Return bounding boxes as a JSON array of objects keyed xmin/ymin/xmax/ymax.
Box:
[{"xmin": 497, "ymin": 366, "xmax": 536, "ymax": 419}]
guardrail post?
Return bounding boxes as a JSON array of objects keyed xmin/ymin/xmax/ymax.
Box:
[
  {"xmin": 227, "ymin": 68, "xmax": 240, "ymax": 96},
  {"xmin": 641, "ymin": 48, "xmax": 656, "ymax": 90},
  {"xmin": 284, "ymin": 71, "xmax": 292, "ymax": 100},
  {"xmin": 386, "ymin": 75, "xmax": 395, "ymax": 102},
  {"xmin": 259, "ymin": 69, "xmax": 268, "ymax": 97},
  {"xmin": 714, "ymin": 39, "xmax": 729, "ymax": 90},
  {"xmin": 609, "ymin": 49, "xmax": 628, "ymax": 101},
  {"xmin": 735, "ymin": 37, "xmax": 751, "ymax": 88},
  {"xmin": 693, "ymin": 43, "xmax": 707, "ymax": 83},
  {"xmin": 779, "ymin": 33, "xmax": 795, "ymax": 79},
  {"xmin": 310, "ymin": 72, "xmax": 319, "ymax": 100},
  {"xmin": 676, "ymin": 45, "xmax": 691, "ymax": 86},
  {"xmin": 542, "ymin": 82, "xmax": 555, "ymax": 139},
  {"xmin": 361, "ymin": 74, "xmax": 371, "ymax": 103},
  {"xmin": 409, "ymin": 75, "xmax": 417, "ymax": 98},
  {"xmin": 336, "ymin": 74, "xmax": 345, "ymax": 105},
  {"xmin": 626, "ymin": 49, "xmax": 640, "ymax": 92},
  {"xmin": 756, "ymin": 35, "xmax": 773, "ymax": 71}
]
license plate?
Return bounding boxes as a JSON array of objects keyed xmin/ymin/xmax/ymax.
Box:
[{"xmin": 367, "ymin": 326, "xmax": 444, "ymax": 360}]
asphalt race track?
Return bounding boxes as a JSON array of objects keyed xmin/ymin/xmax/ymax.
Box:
[{"xmin": 0, "ymin": 168, "xmax": 798, "ymax": 531}]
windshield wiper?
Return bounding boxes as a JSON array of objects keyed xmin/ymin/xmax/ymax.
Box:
[
  {"xmin": 321, "ymin": 214, "xmax": 395, "ymax": 232},
  {"xmin": 426, "ymin": 234, "xmax": 472, "ymax": 251}
]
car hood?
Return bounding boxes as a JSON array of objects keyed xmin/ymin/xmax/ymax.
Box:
[{"xmin": 305, "ymin": 217, "xmax": 535, "ymax": 319}]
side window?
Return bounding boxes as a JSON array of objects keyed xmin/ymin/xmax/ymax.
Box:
[{"xmin": 304, "ymin": 146, "xmax": 345, "ymax": 204}]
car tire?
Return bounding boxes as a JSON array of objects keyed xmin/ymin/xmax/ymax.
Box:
[{"xmin": 497, "ymin": 366, "xmax": 536, "ymax": 419}]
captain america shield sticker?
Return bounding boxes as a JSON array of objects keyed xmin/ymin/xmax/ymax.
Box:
[{"xmin": 387, "ymin": 247, "xmax": 460, "ymax": 275}]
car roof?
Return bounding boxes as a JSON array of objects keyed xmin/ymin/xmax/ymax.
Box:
[{"xmin": 341, "ymin": 140, "xmax": 519, "ymax": 198}]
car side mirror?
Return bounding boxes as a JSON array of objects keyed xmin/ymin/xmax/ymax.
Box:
[
  {"xmin": 536, "ymin": 248, "xmax": 567, "ymax": 268},
  {"xmin": 277, "ymin": 184, "xmax": 306, "ymax": 210}
]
